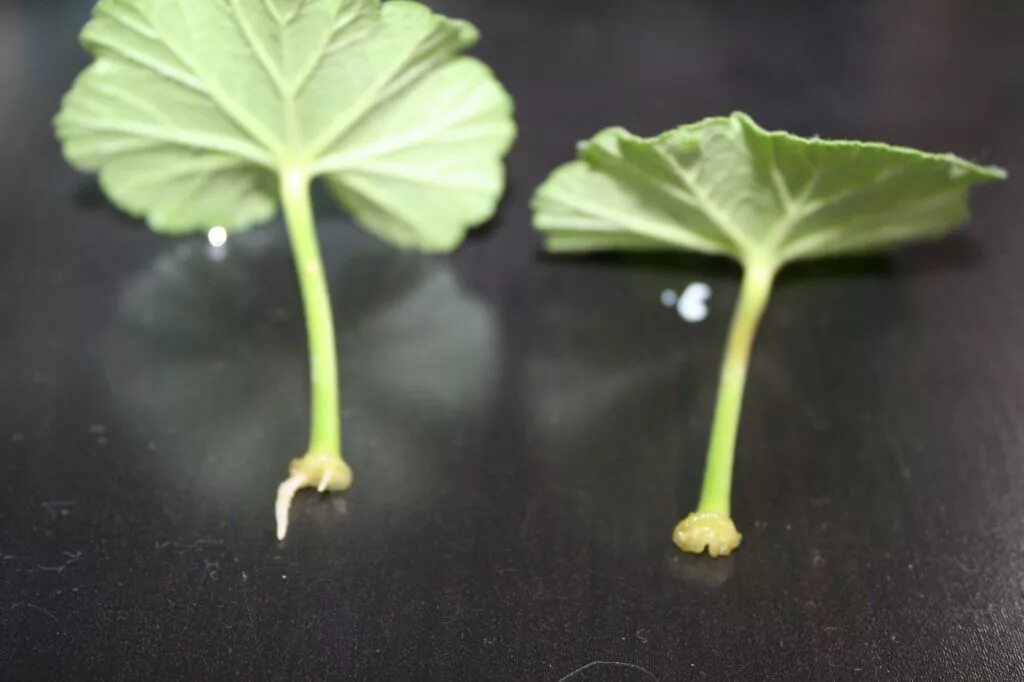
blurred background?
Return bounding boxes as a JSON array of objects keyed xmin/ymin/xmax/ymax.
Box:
[{"xmin": 1, "ymin": 1, "xmax": 1023, "ymax": 679}]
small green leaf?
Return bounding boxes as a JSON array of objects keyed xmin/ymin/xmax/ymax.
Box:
[
  {"xmin": 56, "ymin": 0, "xmax": 516, "ymax": 250},
  {"xmin": 533, "ymin": 112, "xmax": 1004, "ymax": 268},
  {"xmin": 532, "ymin": 112, "xmax": 1005, "ymax": 557}
]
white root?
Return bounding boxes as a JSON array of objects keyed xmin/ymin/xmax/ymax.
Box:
[{"xmin": 275, "ymin": 472, "xmax": 309, "ymax": 541}]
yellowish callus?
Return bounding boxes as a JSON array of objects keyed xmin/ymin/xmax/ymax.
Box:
[{"xmin": 673, "ymin": 511, "xmax": 742, "ymax": 557}]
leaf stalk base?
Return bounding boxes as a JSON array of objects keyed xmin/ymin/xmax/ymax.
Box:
[
  {"xmin": 673, "ymin": 511, "xmax": 742, "ymax": 557},
  {"xmin": 275, "ymin": 453, "xmax": 353, "ymax": 541}
]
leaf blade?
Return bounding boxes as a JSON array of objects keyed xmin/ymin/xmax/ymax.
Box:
[
  {"xmin": 532, "ymin": 112, "xmax": 1005, "ymax": 267},
  {"xmin": 56, "ymin": 0, "xmax": 514, "ymax": 247},
  {"xmin": 322, "ymin": 58, "xmax": 515, "ymax": 251}
]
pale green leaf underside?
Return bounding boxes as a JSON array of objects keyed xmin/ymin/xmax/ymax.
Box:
[
  {"xmin": 56, "ymin": 0, "xmax": 516, "ymax": 251},
  {"xmin": 532, "ymin": 112, "xmax": 1005, "ymax": 266}
]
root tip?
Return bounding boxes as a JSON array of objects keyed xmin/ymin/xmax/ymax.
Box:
[{"xmin": 275, "ymin": 473, "xmax": 307, "ymax": 542}]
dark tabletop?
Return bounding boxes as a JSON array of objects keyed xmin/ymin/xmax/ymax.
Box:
[{"xmin": 2, "ymin": 1, "xmax": 1024, "ymax": 680}]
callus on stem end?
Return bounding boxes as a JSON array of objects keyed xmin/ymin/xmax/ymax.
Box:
[{"xmin": 673, "ymin": 511, "xmax": 742, "ymax": 557}]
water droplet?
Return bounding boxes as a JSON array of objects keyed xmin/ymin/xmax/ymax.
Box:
[
  {"xmin": 677, "ymin": 282, "xmax": 712, "ymax": 323},
  {"xmin": 207, "ymin": 225, "xmax": 228, "ymax": 248}
]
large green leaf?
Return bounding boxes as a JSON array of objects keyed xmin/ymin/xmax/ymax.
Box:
[
  {"xmin": 56, "ymin": 0, "xmax": 515, "ymax": 251},
  {"xmin": 532, "ymin": 112, "xmax": 1004, "ymax": 266}
]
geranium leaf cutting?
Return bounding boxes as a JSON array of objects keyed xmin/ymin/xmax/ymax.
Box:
[
  {"xmin": 55, "ymin": 0, "xmax": 516, "ymax": 539},
  {"xmin": 532, "ymin": 112, "xmax": 1005, "ymax": 557}
]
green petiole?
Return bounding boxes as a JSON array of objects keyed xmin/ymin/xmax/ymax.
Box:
[
  {"xmin": 673, "ymin": 259, "xmax": 775, "ymax": 557},
  {"xmin": 275, "ymin": 169, "xmax": 352, "ymax": 541}
]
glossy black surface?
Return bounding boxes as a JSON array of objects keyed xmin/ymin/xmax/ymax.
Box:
[{"xmin": 2, "ymin": 1, "xmax": 1023, "ymax": 679}]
